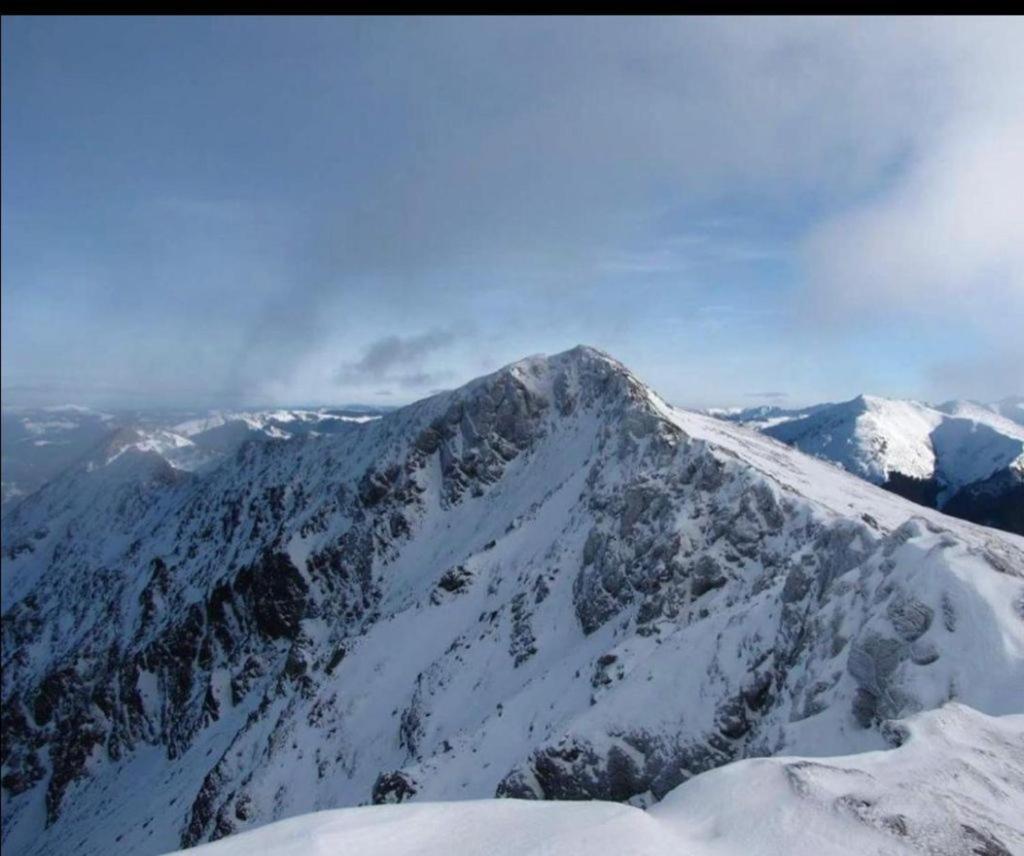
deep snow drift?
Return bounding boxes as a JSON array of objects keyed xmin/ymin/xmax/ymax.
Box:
[
  {"xmin": 178, "ymin": 704, "xmax": 1024, "ymax": 856},
  {"xmin": 3, "ymin": 347, "xmax": 1022, "ymax": 856}
]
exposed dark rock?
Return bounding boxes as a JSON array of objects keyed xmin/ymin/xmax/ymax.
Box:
[
  {"xmin": 851, "ymin": 688, "xmax": 878, "ymax": 728},
  {"xmin": 886, "ymin": 594, "xmax": 934, "ymax": 642},
  {"xmin": 742, "ymin": 672, "xmax": 773, "ymax": 711},
  {"xmin": 233, "ymin": 552, "xmax": 309, "ymax": 641},
  {"xmin": 781, "ymin": 563, "xmax": 813, "ymax": 603},
  {"xmin": 324, "ymin": 646, "xmax": 347, "ymax": 675},
  {"xmin": 509, "ymin": 592, "xmax": 538, "ymax": 667},
  {"xmin": 881, "ymin": 472, "xmax": 941, "ymax": 508},
  {"xmin": 497, "ymin": 726, "xmax": 737, "ymax": 805},
  {"xmin": 371, "ymin": 770, "xmax": 418, "ymax": 804},
  {"xmin": 961, "ymin": 824, "xmax": 1014, "ymax": 856},
  {"xmin": 690, "ymin": 556, "xmax": 727, "ymax": 598},
  {"xmin": 591, "ymin": 653, "xmax": 620, "ymax": 689},
  {"xmin": 181, "ymin": 764, "xmax": 229, "ymax": 848},
  {"xmin": 436, "ymin": 565, "xmax": 473, "ymax": 594},
  {"xmin": 715, "ymin": 696, "xmax": 750, "ymax": 739},
  {"xmin": 943, "ymin": 468, "xmax": 1024, "ymax": 537}
]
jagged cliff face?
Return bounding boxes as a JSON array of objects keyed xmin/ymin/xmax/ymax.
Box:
[{"xmin": 2, "ymin": 347, "xmax": 1023, "ymax": 856}]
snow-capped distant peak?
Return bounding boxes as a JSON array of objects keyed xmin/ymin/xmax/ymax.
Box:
[
  {"xmin": 753, "ymin": 395, "xmax": 1021, "ymax": 489},
  {"xmin": 935, "ymin": 399, "xmax": 1024, "ymax": 437},
  {"xmin": 760, "ymin": 394, "xmax": 940, "ymax": 483}
]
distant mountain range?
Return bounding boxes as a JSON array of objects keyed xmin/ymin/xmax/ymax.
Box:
[
  {"xmin": 710, "ymin": 395, "xmax": 1024, "ymax": 535},
  {"xmin": 3, "ymin": 347, "xmax": 1021, "ymax": 855},
  {"xmin": 1, "ymin": 405, "xmax": 388, "ymax": 514}
]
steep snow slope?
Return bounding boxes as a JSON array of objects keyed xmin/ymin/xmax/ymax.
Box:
[
  {"xmin": 180, "ymin": 704, "xmax": 1024, "ymax": 856},
  {"xmin": 2, "ymin": 348, "xmax": 1022, "ymax": 856}
]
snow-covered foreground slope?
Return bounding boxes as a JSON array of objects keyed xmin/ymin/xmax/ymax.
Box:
[
  {"xmin": 179, "ymin": 704, "xmax": 1024, "ymax": 856},
  {"xmin": 2, "ymin": 348, "xmax": 1022, "ymax": 856}
]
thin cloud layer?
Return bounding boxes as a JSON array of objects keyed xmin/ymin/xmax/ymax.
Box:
[
  {"xmin": 803, "ymin": 112, "xmax": 1024, "ymax": 341},
  {"xmin": 334, "ymin": 330, "xmax": 457, "ymax": 394},
  {"xmin": 2, "ymin": 17, "xmax": 1021, "ymax": 408},
  {"xmin": 337, "ymin": 331, "xmax": 452, "ymax": 380}
]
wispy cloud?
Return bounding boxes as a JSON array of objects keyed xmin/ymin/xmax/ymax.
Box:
[
  {"xmin": 798, "ymin": 19, "xmax": 1024, "ymax": 355},
  {"xmin": 334, "ymin": 330, "xmax": 458, "ymax": 391}
]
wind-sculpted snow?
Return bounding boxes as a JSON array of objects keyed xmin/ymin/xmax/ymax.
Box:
[
  {"xmin": 178, "ymin": 704, "xmax": 1024, "ymax": 856},
  {"xmin": 2, "ymin": 347, "xmax": 1022, "ymax": 856}
]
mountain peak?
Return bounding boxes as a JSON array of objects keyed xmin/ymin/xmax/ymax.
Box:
[
  {"xmin": 554, "ymin": 343, "xmax": 621, "ymax": 365},
  {"xmin": 433, "ymin": 345, "xmax": 655, "ymax": 428},
  {"xmin": 4, "ymin": 344, "xmax": 1024, "ymax": 856},
  {"xmin": 500, "ymin": 345, "xmax": 630, "ymax": 381},
  {"xmin": 849, "ymin": 393, "xmax": 905, "ymax": 412}
]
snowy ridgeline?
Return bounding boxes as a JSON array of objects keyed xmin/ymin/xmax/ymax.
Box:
[
  {"xmin": 1, "ymin": 405, "xmax": 385, "ymax": 515},
  {"xmin": 2, "ymin": 347, "xmax": 1023, "ymax": 856},
  {"xmin": 180, "ymin": 704, "xmax": 1024, "ymax": 856},
  {"xmin": 710, "ymin": 394, "xmax": 1024, "ymax": 535}
]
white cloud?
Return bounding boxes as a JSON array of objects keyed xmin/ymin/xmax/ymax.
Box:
[{"xmin": 800, "ymin": 19, "xmax": 1024, "ymax": 342}]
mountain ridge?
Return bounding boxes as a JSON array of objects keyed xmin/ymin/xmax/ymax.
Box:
[{"xmin": 2, "ymin": 346, "xmax": 1022, "ymax": 856}]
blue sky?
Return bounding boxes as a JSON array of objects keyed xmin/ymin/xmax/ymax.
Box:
[{"xmin": 3, "ymin": 17, "xmax": 1022, "ymax": 409}]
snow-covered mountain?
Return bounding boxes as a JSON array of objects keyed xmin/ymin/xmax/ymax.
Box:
[
  {"xmin": 988, "ymin": 395, "xmax": 1024, "ymax": 428},
  {"xmin": 704, "ymin": 402, "xmax": 832, "ymax": 429},
  {"xmin": 715, "ymin": 395, "xmax": 1024, "ymax": 535},
  {"xmin": 0, "ymin": 406, "xmax": 384, "ymax": 516},
  {"xmin": 2, "ymin": 347, "xmax": 1022, "ymax": 856},
  {"xmin": 179, "ymin": 703, "xmax": 1024, "ymax": 856},
  {"xmin": 1, "ymin": 406, "xmax": 119, "ymax": 510}
]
